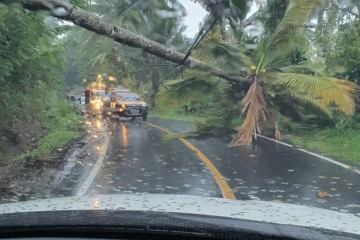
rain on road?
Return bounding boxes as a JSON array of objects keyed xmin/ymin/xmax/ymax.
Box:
[
  {"xmin": 86, "ymin": 119, "xmax": 221, "ymax": 197},
  {"xmin": 79, "ymin": 117, "xmax": 360, "ymax": 216}
]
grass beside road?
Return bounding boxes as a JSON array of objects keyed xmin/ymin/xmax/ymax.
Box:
[
  {"xmin": 9, "ymin": 97, "xmax": 82, "ymax": 163},
  {"xmin": 149, "ymin": 109, "xmax": 197, "ymax": 121},
  {"xmin": 31, "ymin": 97, "xmax": 82, "ymax": 157},
  {"xmin": 286, "ymin": 128, "xmax": 360, "ymax": 164}
]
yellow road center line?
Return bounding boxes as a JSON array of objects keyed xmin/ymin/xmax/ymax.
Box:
[{"xmin": 142, "ymin": 121, "xmax": 236, "ymax": 200}]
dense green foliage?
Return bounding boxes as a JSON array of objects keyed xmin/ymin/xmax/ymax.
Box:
[
  {"xmin": 32, "ymin": 97, "xmax": 81, "ymax": 157},
  {"xmin": 0, "ymin": 4, "xmax": 64, "ymax": 127},
  {"xmin": 8, "ymin": 96, "xmax": 82, "ymax": 163},
  {"xmin": 0, "ymin": 4, "xmax": 85, "ymax": 163},
  {"xmin": 326, "ymin": 20, "xmax": 360, "ymax": 83}
]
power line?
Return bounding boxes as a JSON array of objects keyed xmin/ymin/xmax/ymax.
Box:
[
  {"xmin": 178, "ymin": 2, "xmax": 220, "ymax": 65},
  {"xmin": 118, "ymin": 0, "xmax": 139, "ymax": 16}
]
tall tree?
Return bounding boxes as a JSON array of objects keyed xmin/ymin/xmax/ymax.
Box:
[
  {"xmin": 0, "ymin": 3, "xmax": 65, "ymax": 126},
  {"xmin": 231, "ymin": 0, "xmax": 358, "ymax": 144},
  {"xmin": 164, "ymin": 0, "xmax": 359, "ymax": 145}
]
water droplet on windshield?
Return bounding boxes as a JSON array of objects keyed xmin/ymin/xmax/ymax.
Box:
[
  {"xmin": 244, "ymin": 43, "xmax": 257, "ymax": 49},
  {"xmin": 52, "ymin": 7, "xmax": 68, "ymax": 17},
  {"xmin": 155, "ymin": 10, "xmax": 178, "ymax": 18}
]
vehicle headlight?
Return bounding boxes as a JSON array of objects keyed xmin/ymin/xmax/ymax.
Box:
[
  {"xmin": 141, "ymin": 102, "xmax": 147, "ymax": 107},
  {"xmin": 121, "ymin": 104, "xmax": 126, "ymax": 108}
]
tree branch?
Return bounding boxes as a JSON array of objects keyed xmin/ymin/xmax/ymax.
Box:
[{"xmin": 3, "ymin": 0, "xmax": 245, "ymax": 82}]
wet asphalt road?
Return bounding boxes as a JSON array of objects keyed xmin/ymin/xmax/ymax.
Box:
[
  {"xmin": 84, "ymin": 117, "xmax": 360, "ymax": 216},
  {"xmin": 86, "ymin": 119, "xmax": 221, "ymax": 197}
]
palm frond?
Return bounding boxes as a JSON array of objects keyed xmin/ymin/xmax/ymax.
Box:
[
  {"xmin": 262, "ymin": 0, "xmax": 323, "ymax": 68},
  {"xmin": 85, "ymin": 52, "xmax": 108, "ymax": 68},
  {"xmin": 265, "ymin": 33, "xmax": 307, "ymax": 69},
  {"xmin": 284, "ymin": 89, "xmax": 332, "ymax": 118},
  {"xmin": 194, "ymin": 38, "xmax": 253, "ymax": 74},
  {"xmin": 272, "ymin": 73, "xmax": 358, "ymax": 115},
  {"xmin": 278, "ymin": 60, "xmax": 327, "ymax": 75},
  {"xmin": 267, "ymin": 0, "xmax": 322, "ymax": 48},
  {"xmin": 231, "ymin": 82, "xmax": 268, "ymax": 145},
  {"xmin": 160, "ymin": 72, "xmax": 227, "ymax": 104},
  {"xmin": 118, "ymin": 9, "xmax": 145, "ymax": 32}
]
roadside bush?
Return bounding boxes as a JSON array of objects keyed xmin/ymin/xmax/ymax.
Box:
[
  {"xmin": 333, "ymin": 114, "xmax": 360, "ymax": 130},
  {"xmin": 33, "ymin": 129, "xmax": 79, "ymax": 156},
  {"xmin": 45, "ymin": 96, "xmax": 82, "ymax": 131},
  {"xmin": 0, "ymin": 4, "xmax": 64, "ymax": 128},
  {"xmin": 30, "ymin": 96, "xmax": 82, "ymax": 157},
  {"xmin": 288, "ymin": 127, "xmax": 360, "ymax": 164}
]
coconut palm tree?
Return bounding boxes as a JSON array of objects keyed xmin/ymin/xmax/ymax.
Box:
[
  {"xmin": 231, "ymin": 0, "xmax": 358, "ymax": 145},
  {"xmin": 163, "ymin": 0, "xmax": 358, "ymax": 145}
]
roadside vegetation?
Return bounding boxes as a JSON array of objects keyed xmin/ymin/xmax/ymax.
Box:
[
  {"xmin": 7, "ymin": 96, "xmax": 82, "ymax": 164},
  {"xmin": 282, "ymin": 114, "xmax": 360, "ymax": 164},
  {"xmin": 151, "ymin": 0, "xmax": 360, "ymax": 164},
  {"xmin": 288, "ymin": 128, "xmax": 360, "ymax": 164},
  {"xmin": 30, "ymin": 97, "xmax": 82, "ymax": 158},
  {"xmin": 0, "ymin": 4, "xmax": 82, "ymax": 164}
]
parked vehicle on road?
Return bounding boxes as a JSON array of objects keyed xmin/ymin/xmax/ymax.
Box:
[
  {"xmin": 78, "ymin": 96, "xmax": 86, "ymax": 105},
  {"xmin": 103, "ymin": 90, "xmax": 148, "ymax": 121},
  {"xmin": 83, "ymin": 89, "xmax": 105, "ymax": 116}
]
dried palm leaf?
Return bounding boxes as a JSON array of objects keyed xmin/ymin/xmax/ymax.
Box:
[{"xmin": 231, "ymin": 82, "xmax": 268, "ymax": 145}]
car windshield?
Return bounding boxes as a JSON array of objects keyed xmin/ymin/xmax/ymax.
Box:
[
  {"xmin": 1, "ymin": 0, "xmax": 360, "ymax": 237},
  {"xmin": 94, "ymin": 91, "xmax": 105, "ymax": 97},
  {"xmin": 117, "ymin": 93, "xmax": 141, "ymax": 101}
]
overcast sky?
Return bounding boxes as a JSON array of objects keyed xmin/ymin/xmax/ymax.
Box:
[
  {"xmin": 181, "ymin": 0, "xmax": 207, "ymax": 38},
  {"xmin": 58, "ymin": 1, "xmax": 259, "ymax": 38},
  {"xmin": 182, "ymin": 0, "xmax": 258, "ymax": 38}
]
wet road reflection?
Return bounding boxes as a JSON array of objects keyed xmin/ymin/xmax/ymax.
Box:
[
  {"xmin": 77, "ymin": 116, "xmax": 360, "ymax": 216},
  {"xmin": 121, "ymin": 123, "xmax": 128, "ymax": 147},
  {"xmin": 148, "ymin": 118, "xmax": 360, "ymax": 216},
  {"xmin": 86, "ymin": 118, "xmax": 221, "ymax": 197}
]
